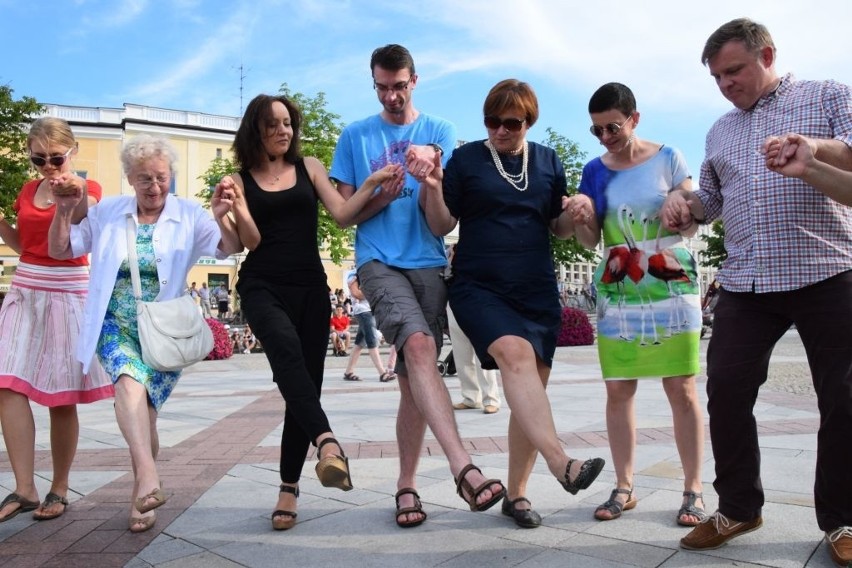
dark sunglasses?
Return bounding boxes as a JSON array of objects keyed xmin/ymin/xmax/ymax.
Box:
[
  {"xmin": 590, "ymin": 115, "xmax": 633, "ymax": 138},
  {"xmin": 30, "ymin": 147, "xmax": 73, "ymax": 167},
  {"xmin": 484, "ymin": 116, "xmax": 525, "ymax": 132}
]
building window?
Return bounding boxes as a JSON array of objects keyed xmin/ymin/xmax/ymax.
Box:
[{"xmin": 216, "ymin": 148, "xmax": 222, "ymax": 158}]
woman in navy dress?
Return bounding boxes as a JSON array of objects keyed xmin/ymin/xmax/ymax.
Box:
[{"xmin": 421, "ymin": 79, "xmax": 606, "ymax": 528}]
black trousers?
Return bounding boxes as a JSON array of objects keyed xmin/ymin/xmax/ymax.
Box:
[
  {"xmin": 707, "ymin": 271, "xmax": 852, "ymax": 531},
  {"xmin": 238, "ymin": 278, "xmax": 332, "ymax": 483}
]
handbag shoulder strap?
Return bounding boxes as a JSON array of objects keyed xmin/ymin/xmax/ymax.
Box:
[{"xmin": 125, "ymin": 216, "xmax": 143, "ymax": 301}]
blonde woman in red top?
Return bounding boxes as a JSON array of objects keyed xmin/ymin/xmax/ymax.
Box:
[{"xmin": 0, "ymin": 117, "xmax": 112, "ymax": 523}]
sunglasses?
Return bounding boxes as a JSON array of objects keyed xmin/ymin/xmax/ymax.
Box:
[
  {"xmin": 30, "ymin": 147, "xmax": 74, "ymax": 167},
  {"xmin": 484, "ymin": 116, "xmax": 526, "ymax": 132},
  {"xmin": 590, "ymin": 115, "xmax": 633, "ymax": 138}
]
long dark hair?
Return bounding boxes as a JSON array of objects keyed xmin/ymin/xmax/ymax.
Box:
[{"xmin": 232, "ymin": 94, "xmax": 302, "ymax": 170}]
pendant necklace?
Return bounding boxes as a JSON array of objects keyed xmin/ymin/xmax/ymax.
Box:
[{"xmin": 485, "ymin": 140, "xmax": 528, "ymax": 191}]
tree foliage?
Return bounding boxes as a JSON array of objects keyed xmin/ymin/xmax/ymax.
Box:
[
  {"xmin": 0, "ymin": 86, "xmax": 43, "ymax": 220},
  {"xmin": 196, "ymin": 84, "xmax": 352, "ymax": 264},
  {"xmin": 698, "ymin": 219, "xmax": 727, "ymax": 268},
  {"xmin": 540, "ymin": 127, "xmax": 598, "ymax": 266}
]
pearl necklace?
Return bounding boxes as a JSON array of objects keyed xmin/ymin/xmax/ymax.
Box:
[{"xmin": 485, "ymin": 140, "xmax": 528, "ymax": 191}]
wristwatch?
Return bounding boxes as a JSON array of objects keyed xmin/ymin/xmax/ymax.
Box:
[{"xmin": 426, "ymin": 143, "xmax": 444, "ymax": 157}]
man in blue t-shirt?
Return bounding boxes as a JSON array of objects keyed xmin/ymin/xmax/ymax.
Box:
[{"xmin": 330, "ymin": 44, "xmax": 505, "ymax": 527}]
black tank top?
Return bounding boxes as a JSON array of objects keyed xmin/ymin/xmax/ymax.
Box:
[{"xmin": 238, "ymin": 159, "xmax": 326, "ymax": 285}]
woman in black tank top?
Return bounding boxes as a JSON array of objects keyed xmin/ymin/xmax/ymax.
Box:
[{"xmin": 217, "ymin": 94, "xmax": 403, "ymax": 531}]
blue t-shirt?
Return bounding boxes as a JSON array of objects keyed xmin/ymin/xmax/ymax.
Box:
[{"xmin": 330, "ymin": 113, "xmax": 456, "ymax": 269}]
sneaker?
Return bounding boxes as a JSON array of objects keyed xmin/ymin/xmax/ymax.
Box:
[
  {"xmin": 680, "ymin": 511, "xmax": 763, "ymax": 550},
  {"xmin": 826, "ymin": 526, "xmax": 852, "ymax": 567}
]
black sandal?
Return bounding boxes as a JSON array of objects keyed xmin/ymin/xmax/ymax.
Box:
[
  {"xmin": 501, "ymin": 496, "xmax": 542, "ymax": 528},
  {"xmin": 594, "ymin": 487, "xmax": 637, "ymax": 521},
  {"xmin": 394, "ymin": 488, "xmax": 427, "ymax": 528},
  {"xmin": 560, "ymin": 457, "xmax": 605, "ymax": 495},
  {"xmin": 379, "ymin": 371, "xmax": 397, "ymax": 383},
  {"xmin": 454, "ymin": 464, "xmax": 505, "ymax": 512},
  {"xmin": 343, "ymin": 372, "xmax": 361, "ymax": 381},
  {"xmin": 677, "ymin": 491, "xmax": 707, "ymax": 526},
  {"xmin": 272, "ymin": 484, "xmax": 298, "ymax": 531},
  {"xmin": 315, "ymin": 437, "xmax": 353, "ymax": 491}
]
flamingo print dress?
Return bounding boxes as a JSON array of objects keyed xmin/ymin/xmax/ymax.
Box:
[{"xmin": 579, "ymin": 146, "xmax": 701, "ymax": 379}]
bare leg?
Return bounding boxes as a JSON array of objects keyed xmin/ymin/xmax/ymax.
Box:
[
  {"xmin": 400, "ymin": 332, "xmax": 501, "ymax": 507},
  {"xmin": 0, "ymin": 390, "xmax": 39, "ymax": 518},
  {"xmin": 663, "ymin": 375, "xmax": 705, "ymax": 523},
  {"xmin": 114, "ymin": 376, "xmax": 161, "ymax": 513},
  {"xmin": 366, "ymin": 347, "xmax": 388, "ymax": 375},
  {"xmin": 506, "ymin": 412, "xmax": 538, "ymax": 512},
  {"xmin": 395, "ymin": 371, "xmax": 427, "ymax": 524},
  {"xmin": 597, "ymin": 379, "xmax": 638, "ymax": 519},
  {"xmin": 344, "ymin": 345, "xmax": 363, "ymax": 374},
  {"xmin": 35, "ymin": 405, "xmax": 79, "ymax": 517}
]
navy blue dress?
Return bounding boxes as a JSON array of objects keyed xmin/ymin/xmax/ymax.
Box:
[{"xmin": 443, "ymin": 140, "xmax": 566, "ymax": 369}]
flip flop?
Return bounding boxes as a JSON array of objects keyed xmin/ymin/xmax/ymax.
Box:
[
  {"xmin": 32, "ymin": 492, "xmax": 69, "ymax": 521},
  {"xmin": 129, "ymin": 512, "xmax": 157, "ymax": 533},
  {"xmin": 0, "ymin": 493, "xmax": 39, "ymax": 523},
  {"xmin": 135, "ymin": 488, "xmax": 167, "ymax": 514}
]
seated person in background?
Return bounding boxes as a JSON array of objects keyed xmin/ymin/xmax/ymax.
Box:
[{"xmin": 329, "ymin": 305, "xmax": 351, "ymax": 356}]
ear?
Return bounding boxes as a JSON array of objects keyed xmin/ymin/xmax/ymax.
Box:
[
  {"xmin": 759, "ymin": 45, "xmax": 775, "ymax": 68},
  {"xmin": 632, "ymin": 111, "xmax": 640, "ymax": 128}
]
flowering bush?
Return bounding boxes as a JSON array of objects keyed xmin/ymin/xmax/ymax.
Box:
[
  {"xmin": 205, "ymin": 318, "xmax": 233, "ymax": 360},
  {"xmin": 556, "ymin": 307, "xmax": 595, "ymax": 346}
]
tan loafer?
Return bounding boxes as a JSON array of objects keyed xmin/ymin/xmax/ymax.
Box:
[
  {"xmin": 680, "ymin": 511, "xmax": 763, "ymax": 550},
  {"xmin": 483, "ymin": 405, "xmax": 499, "ymax": 414},
  {"xmin": 452, "ymin": 402, "xmax": 481, "ymax": 410}
]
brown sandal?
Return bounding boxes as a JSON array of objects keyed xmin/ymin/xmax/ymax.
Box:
[
  {"xmin": 32, "ymin": 492, "xmax": 69, "ymax": 521},
  {"xmin": 272, "ymin": 485, "xmax": 299, "ymax": 531},
  {"xmin": 394, "ymin": 488, "xmax": 427, "ymax": 528},
  {"xmin": 315, "ymin": 437, "xmax": 353, "ymax": 491},
  {"xmin": 454, "ymin": 464, "xmax": 505, "ymax": 512}
]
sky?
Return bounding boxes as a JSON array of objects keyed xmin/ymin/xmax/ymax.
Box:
[{"xmin": 2, "ymin": 0, "xmax": 852, "ymax": 184}]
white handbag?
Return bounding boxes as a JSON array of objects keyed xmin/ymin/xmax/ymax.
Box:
[{"xmin": 126, "ymin": 217, "xmax": 214, "ymax": 371}]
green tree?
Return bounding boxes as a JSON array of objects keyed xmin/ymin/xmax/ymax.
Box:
[
  {"xmin": 698, "ymin": 219, "xmax": 727, "ymax": 268},
  {"xmin": 0, "ymin": 86, "xmax": 43, "ymax": 220},
  {"xmin": 196, "ymin": 84, "xmax": 354, "ymax": 264},
  {"xmin": 540, "ymin": 127, "xmax": 598, "ymax": 266}
]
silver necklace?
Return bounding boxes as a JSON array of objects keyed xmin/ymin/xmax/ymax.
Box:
[{"xmin": 485, "ymin": 140, "xmax": 528, "ymax": 191}]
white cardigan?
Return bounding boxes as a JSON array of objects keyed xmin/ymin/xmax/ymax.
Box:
[{"xmin": 70, "ymin": 195, "xmax": 226, "ymax": 372}]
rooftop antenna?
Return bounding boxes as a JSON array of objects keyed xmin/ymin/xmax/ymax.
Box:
[{"xmin": 233, "ymin": 62, "xmax": 249, "ymax": 116}]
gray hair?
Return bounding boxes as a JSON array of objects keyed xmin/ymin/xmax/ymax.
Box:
[{"xmin": 121, "ymin": 134, "xmax": 179, "ymax": 175}]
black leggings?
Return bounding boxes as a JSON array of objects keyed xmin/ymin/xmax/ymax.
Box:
[{"xmin": 238, "ymin": 279, "xmax": 332, "ymax": 483}]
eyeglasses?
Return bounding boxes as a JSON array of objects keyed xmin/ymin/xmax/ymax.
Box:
[
  {"xmin": 135, "ymin": 174, "xmax": 171, "ymax": 190},
  {"xmin": 484, "ymin": 116, "xmax": 526, "ymax": 132},
  {"xmin": 590, "ymin": 115, "xmax": 634, "ymax": 138},
  {"xmin": 373, "ymin": 76, "xmax": 413, "ymax": 95},
  {"xmin": 30, "ymin": 147, "xmax": 74, "ymax": 167}
]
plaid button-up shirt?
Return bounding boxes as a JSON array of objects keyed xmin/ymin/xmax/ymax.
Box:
[{"xmin": 697, "ymin": 74, "xmax": 852, "ymax": 292}]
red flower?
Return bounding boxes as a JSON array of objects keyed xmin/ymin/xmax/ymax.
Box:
[
  {"xmin": 556, "ymin": 307, "xmax": 595, "ymax": 346},
  {"xmin": 205, "ymin": 318, "xmax": 234, "ymax": 360}
]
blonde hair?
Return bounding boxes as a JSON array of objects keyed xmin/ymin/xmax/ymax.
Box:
[{"xmin": 27, "ymin": 117, "xmax": 77, "ymax": 153}]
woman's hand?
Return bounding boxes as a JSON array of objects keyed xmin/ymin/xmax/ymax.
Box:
[
  {"xmin": 366, "ymin": 164, "xmax": 406, "ymax": 205},
  {"xmin": 211, "ymin": 179, "xmax": 236, "ymax": 219},
  {"xmin": 565, "ymin": 194, "xmax": 595, "ymax": 226},
  {"xmin": 49, "ymin": 174, "xmax": 85, "ymax": 214}
]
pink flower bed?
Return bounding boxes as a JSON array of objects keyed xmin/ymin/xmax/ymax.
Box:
[
  {"xmin": 556, "ymin": 307, "xmax": 595, "ymax": 346},
  {"xmin": 205, "ymin": 318, "xmax": 233, "ymax": 360}
]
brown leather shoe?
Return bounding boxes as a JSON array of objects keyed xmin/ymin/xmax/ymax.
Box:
[
  {"xmin": 482, "ymin": 405, "xmax": 499, "ymax": 414},
  {"xmin": 680, "ymin": 511, "xmax": 763, "ymax": 550},
  {"xmin": 826, "ymin": 526, "xmax": 852, "ymax": 567},
  {"xmin": 452, "ymin": 402, "xmax": 481, "ymax": 410}
]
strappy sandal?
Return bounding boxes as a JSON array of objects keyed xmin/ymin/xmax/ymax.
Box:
[
  {"xmin": 394, "ymin": 488, "xmax": 427, "ymax": 528},
  {"xmin": 343, "ymin": 372, "xmax": 361, "ymax": 381},
  {"xmin": 32, "ymin": 492, "xmax": 69, "ymax": 521},
  {"xmin": 379, "ymin": 371, "xmax": 397, "ymax": 383},
  {"xmin": 560, "ymin": 457, "xmax": 605, "ymax": 495},
  {"xmin": 501, "ymin": 496, "xmax": 542, "ymax": 528},
  {"xmin": 454, "ymin": 463, "xmax": 505, "ymax": 512},
  {"xmin": 594, "ymin": 487, "xmax": 637, "ymax": 521},
  {"xmin": 0, "ymin": 493, "xmax": 39, "ymax": 523},
  {"xmin": 315, "ymin": 437, "xmax": 353, "ymax": 491},
  {"xmin": 677, "ymin": 491, "xmax": 707, "ymax": 526},
  {"xmin": 272, "ymin": 484, "xmax": 299, "ymax": 531}
]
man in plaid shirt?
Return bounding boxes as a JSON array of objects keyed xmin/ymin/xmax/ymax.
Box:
[{"xmin": 663, "ymin": 18, "xmax": 852, "ymax": 566}]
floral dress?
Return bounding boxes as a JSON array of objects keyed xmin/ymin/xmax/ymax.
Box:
[{"xmin": 96, "ymin": 224, "xmax": 180, "ymax": 411}]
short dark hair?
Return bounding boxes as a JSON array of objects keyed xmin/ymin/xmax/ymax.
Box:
[
  {"xmin": 588, "ymin": 82, "xmax": 636, "ymax": 116},
  {"xmin": 483, "ymin": 79, "xmax": 539, "ymax": 127},
  {"xmin": 232, "ymin": 94, "xmax": 302, "ymax": 170},
  {"xmin": 701, "ymin": 18, "xmax": 775, "ymax": 65},
  {"xmin": 370, "ymin": 44, "xmax": 415, "ymax": 75}
]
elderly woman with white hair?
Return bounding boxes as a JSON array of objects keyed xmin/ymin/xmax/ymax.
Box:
[{"xmin": 49, "ymin": 134, "xmax": 243, "ymax": 533}]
